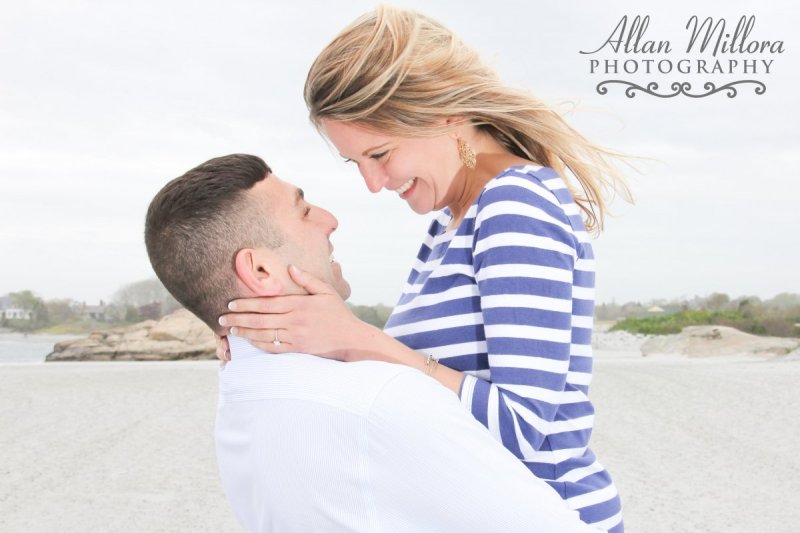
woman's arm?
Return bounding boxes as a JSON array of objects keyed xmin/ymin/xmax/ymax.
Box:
[
  {"xmin": 218, "ymin": 267, "xmax": 466, "ymax": 396},
  {"xmin": 457, "ymin": 168, "xmax": 588, "ymax": 456}
]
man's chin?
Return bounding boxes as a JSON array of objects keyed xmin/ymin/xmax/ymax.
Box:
[{"xmin": 330, "ymin": 261, "xmax": 350, "ymax": 300}]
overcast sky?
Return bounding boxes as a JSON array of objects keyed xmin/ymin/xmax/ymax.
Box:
[{"xmin": 1, "ymin": 0, "xmax": 797, "ymax": 307}]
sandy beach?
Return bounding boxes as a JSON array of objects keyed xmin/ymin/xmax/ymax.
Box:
[
  {"xmin": 590, "ymin": 349, "xmax": 800, "ymax": 532},
  {"xmin": 2, "ymin": 348, "xmax": 799, "ymax": 532}
]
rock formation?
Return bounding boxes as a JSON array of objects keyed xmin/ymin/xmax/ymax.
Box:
[
  {"xmin": 641, "ymin": 325, "xmax": 799, "ymax": 358},
  {"xmin": 46, "ymin": 309, "xmax": 216, "ymax": 361}
]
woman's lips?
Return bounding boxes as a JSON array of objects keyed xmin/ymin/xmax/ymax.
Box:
[{"xmin": 397, "ymin": 177, "xmax": 417, "ymax": 199}]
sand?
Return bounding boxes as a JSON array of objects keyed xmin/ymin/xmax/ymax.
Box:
[
  {"xmin": 0, "ymin": 361, "xmax": 238, "ymax": 533},
  {"xmin": 590, "ymin": 349, "xmax": 800, "ymax": 532},
  {"xmin": 2, "ymin": 351, "xmax": 799, "ymax": 532}
]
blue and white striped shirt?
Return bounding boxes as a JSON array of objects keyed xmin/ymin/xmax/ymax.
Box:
[{"xmin": 384, "ymin": 165, "xmax": 623, "ymax": 532}]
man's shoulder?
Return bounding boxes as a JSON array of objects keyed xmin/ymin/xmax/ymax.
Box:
[{"xmin": 219, "ymin": 349, "xmax": 435, "ymax": 417}]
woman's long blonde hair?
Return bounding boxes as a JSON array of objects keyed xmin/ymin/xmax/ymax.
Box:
[{"xmin": 305, "ymin": 5, "xmax": 630, "ymax": 232}]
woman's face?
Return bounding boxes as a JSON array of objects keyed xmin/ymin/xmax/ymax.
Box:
[{"xmin": 320, "ymin": 119, "xmax": 462, "ymax": 215}]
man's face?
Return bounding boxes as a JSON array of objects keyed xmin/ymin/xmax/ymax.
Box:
[{"xmin": 248, "ymin": 175, "xmax": 351, "ymax": 300}]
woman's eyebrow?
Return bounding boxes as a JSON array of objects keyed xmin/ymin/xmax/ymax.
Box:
[
  {"xmin": 338, "ymin": 142, "xmax": 391, "ymax": 159},
  {"xmin": 362, "ymin": 142, "xmax": 390, "ymax": 156}
]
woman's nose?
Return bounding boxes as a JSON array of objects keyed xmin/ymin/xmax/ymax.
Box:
[{"xmin": 360, "ymin": 164, "xmax": 389, "ymax": 193}]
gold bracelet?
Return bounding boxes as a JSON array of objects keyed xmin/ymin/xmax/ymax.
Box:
[{"xmin": 424, "ymin": 354, "xmax": 439, "ymax": 376}]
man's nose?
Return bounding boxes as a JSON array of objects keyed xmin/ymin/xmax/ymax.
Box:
[{"xmin": 315, "ymin": 207, "xmax": 338, "ymax": 234}]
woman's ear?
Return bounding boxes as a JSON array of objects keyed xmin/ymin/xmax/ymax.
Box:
[
  {"xmin": 233, "ymin": 248, "xmax": 284, "ymax": 296},
  {"xmin": 445, "ymin": 116, "xmax": 467, "ymax": 135}
]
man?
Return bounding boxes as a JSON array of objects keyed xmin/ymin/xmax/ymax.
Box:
[{"xmin": 145, "ymin": 154, "xmax": 599, "ymax": 532}]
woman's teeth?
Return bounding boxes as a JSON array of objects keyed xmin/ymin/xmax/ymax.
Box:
[
  {"xmin": 329, "ymin": 254, "xmax": 335, "ymax": 263},
  {"xmin": 395, "ymin": 178, "xmax": 415, "ymax": 195}
]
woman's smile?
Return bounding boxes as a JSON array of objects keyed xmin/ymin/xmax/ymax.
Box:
[{"xmin": 394, "ymin": 177, "xmax": 416, "ymax": 197}]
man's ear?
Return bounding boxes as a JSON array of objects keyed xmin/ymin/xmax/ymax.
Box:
[{"xmin": 233, "ymin": 248, "xmax": 284, "ymax": 296}]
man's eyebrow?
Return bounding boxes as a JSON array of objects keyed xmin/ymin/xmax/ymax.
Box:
[{"xmin": 294, "ymin": 187, "xmax": 305, "ymax": 206}]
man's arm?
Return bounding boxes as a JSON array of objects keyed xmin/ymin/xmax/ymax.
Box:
[{"xmin": 366, "ymin": 369, "xmax": 601, "ymax": 532}]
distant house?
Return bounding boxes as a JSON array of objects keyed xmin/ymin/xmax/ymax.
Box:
[
  {"xmin": 646, "ymin": 306, "xmax": 665, "ymax": 314},
  {"xmin": 0, "ymin": 295, "xmax": 33, "ymax": 320},
  {"xmin": 76, "ymin": 300, "xmax": 109, "ymax": 321},
  {"xmin": 138, "ymin": 302, "xmax": 162, "ymax": 321}
]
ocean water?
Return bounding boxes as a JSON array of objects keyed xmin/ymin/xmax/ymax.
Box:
[{"xmin": 0, "ymin": 333, "xmax": 80, "ymax": 363}]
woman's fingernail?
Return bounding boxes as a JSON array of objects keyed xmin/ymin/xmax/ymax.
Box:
[
  {"xmin": 289, "ymin": 264, "xmax": 303, "ymax": 275},
  {"xmin": 218, "ymin": 316, "xmax": 227, "ymax": 326},
  {"xmin": 228, "ymin": 301, "xmax": 237, "ymax": 311},
  {"xmin": 229, "ymin": 326, "xmax": 238, "ymax": 335}
]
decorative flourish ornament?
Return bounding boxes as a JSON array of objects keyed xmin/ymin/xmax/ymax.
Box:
[
  {"xmin": 457, "ymin": 137, "xmax": 477, "ymax": 169},
  {"xmin": 596, "ymin": 80, "xmax": 766, "ymax": 98}
]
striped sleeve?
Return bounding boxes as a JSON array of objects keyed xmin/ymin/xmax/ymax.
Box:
[{"xmin": 460, "ymin": 173, "xmax": 578, "ymax": 456}]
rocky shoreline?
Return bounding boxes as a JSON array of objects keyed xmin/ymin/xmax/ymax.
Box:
[
  {"xmin": 640, "ymin": 325, "xmax": 799, "ymax": 358},
  {"xmin": 593, "ymin": 325, "xmax": 799, "ymax": 359},
  {"xmin": 46, "ymin": 311, "xmax": 799, "ymax": 362},
  {"xmin": 46, "ymin": 309, "xmax": 216, "ymax": 361}
]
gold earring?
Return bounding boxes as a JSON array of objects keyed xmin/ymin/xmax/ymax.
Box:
[{"xmin": 457, "ymin": 137, "xmax": 477, "ymax": 169}]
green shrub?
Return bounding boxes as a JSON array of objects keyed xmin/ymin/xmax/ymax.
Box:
[{"xmin": 610, "ymin": 309, "xmax": 799, "ymax": 338}]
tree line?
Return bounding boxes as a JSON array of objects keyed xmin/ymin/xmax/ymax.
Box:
[
  {"xmin": 1, "ymin": 279, "xmax": 394, "ymax": 334},
  {"xmin": 0, "ymin": 280, "xmax": 182, "ymax": 334},
  {"xmin": 602, "ymin": 292, "xmax": 800, "ymax": 338},
  {"xmin": 4, "ymin": 284, "xmax": 798, "ymax": 338}
]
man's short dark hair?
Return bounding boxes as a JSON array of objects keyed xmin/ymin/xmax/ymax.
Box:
[{"xmin": 145, "ymin": 154, "xmax": 284, "ymax": 332}]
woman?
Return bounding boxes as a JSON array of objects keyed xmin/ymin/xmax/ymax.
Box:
[{"xmin": 220, "ymin": 6, "xmax": 628, "ymax": 532}]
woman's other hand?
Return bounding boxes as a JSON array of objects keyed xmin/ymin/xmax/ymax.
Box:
[{"xmin": 214, "ymin": 334, "xmax": 230, "ymax": 367}]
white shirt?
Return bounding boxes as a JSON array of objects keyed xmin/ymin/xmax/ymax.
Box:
[{"xmin": 215, "ymin": 336, "xmax": 600, "ymax": 532}]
